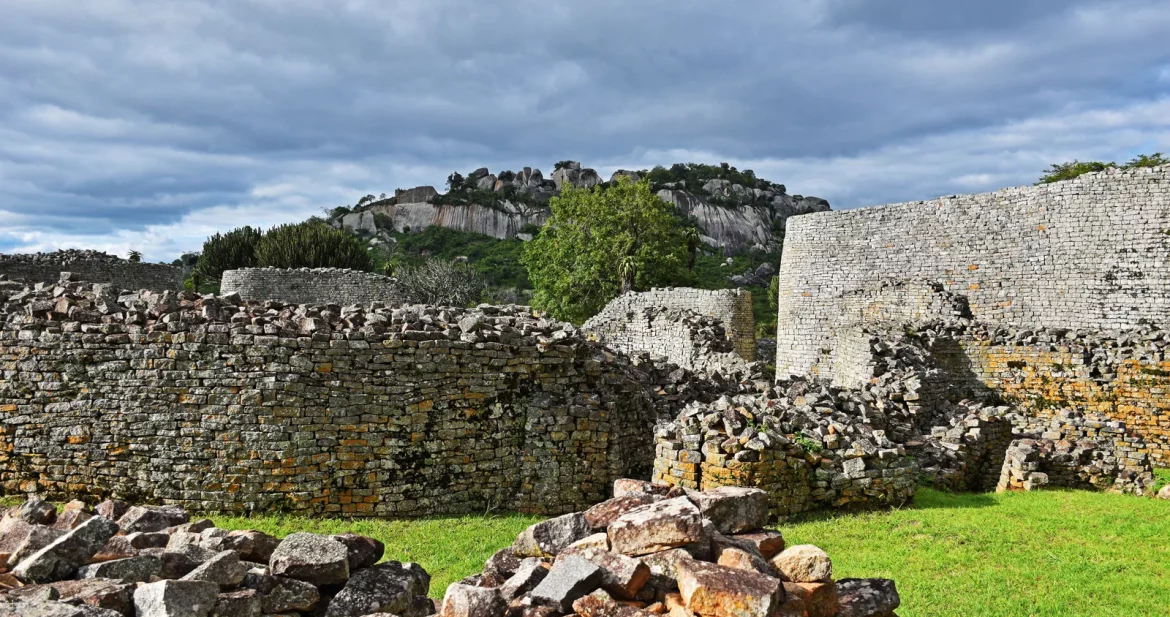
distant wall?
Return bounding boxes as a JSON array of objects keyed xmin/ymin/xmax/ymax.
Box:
[
  {"xmin": 221, "ymin": 268, "xmax": 406, "ymax": 306},
  {"xmin": 0, "ymin": 257, "xmax": 181, "ymax": 292},
  {"xmin": 583, "ymin": 288, "xmax": 756, "ymax": 369},
  {"xmin": 776, "ymin": 165, "xmax": 1170, "ymax": 378}
]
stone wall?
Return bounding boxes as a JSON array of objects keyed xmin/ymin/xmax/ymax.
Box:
[
  {"xmin": 0, "ymin": 250, "xmax": 182, "ymax": 292},
  {"xmin": 0, "ymin": 280, "xmax": 689, "ymax": 517},
  {"xmin": 583, "ymin": 288, "xmax": 756, "ymax": 369},
  {"xmin": 220, "ymin": 267, "xmax": 407, "ymax": 306},
  {"xmin": 776, "ymin": 165, "xmax": 1170, "ymax": 378}
]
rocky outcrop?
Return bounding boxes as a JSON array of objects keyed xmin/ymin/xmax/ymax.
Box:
[{"xmin": 331, "ymin": 161, "xmax": 830, "ymax": 253}]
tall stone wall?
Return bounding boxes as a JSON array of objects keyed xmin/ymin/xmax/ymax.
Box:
[
  {"xmin": 0, "ymin": 281, "xmax": 682, "ymax": 517},
  {"xmin": 0, "ymin": 251, "xmax": 182, "ymax": 292},
  {"xmin": 220, "ymin": 267, "xmax": 407, "ymax": 306},
  {"xmin": 583, "ymin": 288, "xmax": 756, "ymax": 368},
  {"xmin": 776, "ymin": 165, "xmax": 1170, "ymax": 378}
]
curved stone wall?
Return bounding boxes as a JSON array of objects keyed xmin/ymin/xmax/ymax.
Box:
[
  {"xmin": 220, "ymin": 267, "xmax": 406, "ymax": 306},
  {"xmin": 776, "ymin": 165, "xmax": 1170, "ymax": 378},
  {"xmin": 583, "ymin": 288, "xmax": 756, "ymax": 368},
  {"xmin": 0, "ymin": 251, "xmax": 181, "ymax": 292},
  {"xmin": 0, "ymin": 281, "xmax": 679, "ymax": 517}
]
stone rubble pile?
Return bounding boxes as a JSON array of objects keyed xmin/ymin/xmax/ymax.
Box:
[
  {"xmin": 0, "ymin": 250, "xmax": 128, "ymax": 266},
  {"xmin": 443, "ymin": 479, "xmax": 899, "ymax": 617},
  {"xmin": 0, "ymin": 497, "xmax": 432, "ymax": 617},
  {"xmin": 996, "ymin": 410, "xmax": 1156, "ymax": 494},
  {"xmin": 653, "ymin": 377, "xmax": 919, "ymax": 515},
  {"xmin": 908, "ymin": 401, "xmax": 1014, "ymax": 493}
]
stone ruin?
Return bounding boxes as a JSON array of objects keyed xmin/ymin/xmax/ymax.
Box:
[
  {"xmin": 0, "ymin": 250, "xmax": 182, "ymax": 293},
  {"xmin": 220, "ymin": 267, "xmax": 407, "ymax": 306},
  {"xmin": 0, "ymin": 480, "xmax": 901, "ymax": 617}
]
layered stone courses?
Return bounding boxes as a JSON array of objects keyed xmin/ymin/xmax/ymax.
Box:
[
  {"xmin": 583, "ymin": 288, "xmax": 756, "ymax": 369},
  {"xmin": 0, "ymin": 281, "xmax": 695, "ymax": 516},
  {"xmin": 220, "ymin": 267, "xmax": 407, "ymax": 306},
  {"xmin": 0, "ymin": 250, "xmax": 182, "ymax": 292}
]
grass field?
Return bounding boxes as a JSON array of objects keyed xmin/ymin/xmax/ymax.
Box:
[{"xmin": 209, "ymin": 487, "xmax": 1170, "ymax": 616}]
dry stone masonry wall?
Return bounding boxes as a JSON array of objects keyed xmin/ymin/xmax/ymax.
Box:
[
  {"xmin": 776, "ymin": 165, "xmax": 1170, "ymax": 378},
  {"xmin": 584, "ymin": 289, "xmax": 756, "ymax": 370},
  {"xmin": 0, "ymin": 250, "xmax": 182, "ymax": 293},
  {"xmin": 220, "ymin": 267, "xmax": 407, "ymax": 306},
  {"xmin": 0, "ymin": 280, "xmax": 703, "ymax": 517}
]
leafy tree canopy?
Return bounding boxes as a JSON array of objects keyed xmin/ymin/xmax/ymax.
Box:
[{"xmin": 521, "ymin": 178, "xmax": 687, "ymax": 323}]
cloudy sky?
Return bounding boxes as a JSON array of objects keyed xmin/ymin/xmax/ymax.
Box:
[{"xmin": 2, "ymin": 0, "xmax": 1168, "ymax": 261}]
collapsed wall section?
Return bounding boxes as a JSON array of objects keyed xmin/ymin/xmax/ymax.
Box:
[
  {"xmin": 583, "ymin": 288, "xmax": 756, "ymax": 369},
  {"xmin": 776, "ymin": 165, "xmax": 1170, "ymax": 378},
  {"xmin": 0, "ymin": 250, "xmax": 182, "ymax": 292},
  {"xmin": 220, "ymin": 267, "xmax": 407, "ymax": 306},
  {"xmin": 0, "ymin": 281, "xmax": 679, "ymax": 517}
]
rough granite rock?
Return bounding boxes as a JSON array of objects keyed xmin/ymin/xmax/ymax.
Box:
[
  {"xmin": 558, "ymin": 549, "xmax": 649, "ymax": 600},
  {"xmin": 483, "ymin": 549, "xmax": 522, "ymax": 583},
  {"xmin": 240, "ymin": 572, "xmax": 320, "ymax": 614},
  {"xmin": 728, "ymin": 531, "xmax": 784, "ymax": 560},
  {"xmin": 676, "ymin": 558, "xmax": 784, "ymax": 617},
  {"xmin": 834, "ymin": 578, "xmax": 900, "ymax": 617},
  {"xmin": 528, "ymin": 556, "xmax": 604, "ymax": 612},
  {"xmin": 20, "ymin": 499, "xmax": 58, "ymax": 526},
  {"xmin": 513, "ymin": 513, "xmax": 592, "ymax": 558},
  {"xmin": 691, "ymin": 488, "xmax": 769, "ymax": 534},
  {"xmin": 52, "ymin": 511, "xmax": 92, "ymax": 532},
  {"xmin": 180, "ymin": 551, "xmax": 247, "ymax": 588},
  {"xmin": 324, "ymin": 561, "xmax": 430, "ymax": 617},
  {"xmin": 268, "ymin": 533, "xmax": 349, "ymax": 586},
  {"xmin": 499, "ymin": 559, "xmax": 549, "ymax": 601},
  {"xmin": 572, "ymin": 589, "xmax": 655, "ymax": 617},
  {"xmin": 5, "ymin": 524, "xmax": 66, "ymax": 567},
  {"xmin": 94, "ymin": 502, "xmax": 130, "ymax": 523},
  {"xmin": 7, "ymin": 578, "xmax": 135, "ymax": 614},
  {"xmin": 330, "ymin": 533, "xmax": 385, "ymax": 571},
  {"xmin": 133, "ymin": 580, "xmax": 220, "ymax": 617},
  {"xmin": 116, "ymin": 508, "xmax": 170, "ymax": 535},
  {"xmin": 14, "ymin": 517, "xmax": 120, "ymax": 584},
  {"xmin": 612, "ymin": 480, "xmax": 671, "ymax": 499},
  {"xmin": 211, "ymin": 589, "xmax": 261, "ymax": 617},
  {"xmin": 770, "ymin": 545, "xmax": 832, "ymax": 583},
  {"xmin": 608, "ymin": 498, "xmax": 705, "ymax": 557},
  {"xmin": 438, "ymin": 583, "xmax": 505, "ymax": 617},
  {"xmin": 783, "ymin": 582, "xmax": 839, "ymax": 617},
  {"xmin": 584, "ymin": 495, "xmax": 664, "ymax": 531},
  {"xmin": 714, "ymin": 547, "xmax": 778, "ymax": 578},
  {"xmin": 566, "ymin": 534, "xmax": 610, "ymax": 552},
  {"xmin": 77, "ymin": 556, "xmax": 162, "ymax": 583},
  {"xmin": 225, "ymin": 531, "xmax": 279, "ymax": 564},
  {"xmin": 637, "ymin": 548, "xmax": 691, "ymax": 598}
]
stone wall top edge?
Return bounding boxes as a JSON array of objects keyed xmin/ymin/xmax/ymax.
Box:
[{"xmin": 785, "ymin": 163, "xmax": 1170, "ymax": 230}]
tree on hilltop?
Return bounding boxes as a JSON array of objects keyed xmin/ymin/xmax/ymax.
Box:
[{"xmin": 521, "ymin": 177, "xmax": 687, "ymax": 323}]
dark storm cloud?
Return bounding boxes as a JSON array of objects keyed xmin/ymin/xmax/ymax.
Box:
[{"xmin": 0, "ymin": 0, "xmax": 1167, "ymax": 259}]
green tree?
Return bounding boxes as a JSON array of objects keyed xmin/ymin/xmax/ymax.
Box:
[
  {"xmin": 195, "ymin": 226, "xmax": 262, "ymax": 281},
  {"xmin": 522, "ymin": 178, "xmax": 687, "ymax": 323},
  {"xmin": 127, "ymin": 250, "xmax": 142, "ymax": 263},
  {"xmin": 1036, "ymin": 160, "xmax": 1115, "ymax": 184},
  {"xmin": 256, "ymin": 221, "xmax": 373, "ymax": 271},
  {"xmin": 683, "ymin": 227, "xmax": 702, "ymax": 272},
  {"xmin": 1123, "ymin": 152, "xmax": 1168, "ymax": 168}
]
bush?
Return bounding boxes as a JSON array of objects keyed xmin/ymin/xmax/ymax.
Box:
[
  {"xmin": 396, "ymin": 259, "xmax": 486, "ymax": 307},
  {"xmin": 196, "ymin": 226, "xmax": 261, "ymax": 281},
  {"xmin": 1037, "ymin": 152, "xmax": 1167, "ymax": 184},
  {"xmin": 255, "ymin": 221, "xmax": 373, "ymax": 271}
]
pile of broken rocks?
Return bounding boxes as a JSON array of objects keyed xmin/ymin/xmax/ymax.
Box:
[
  {"xmin": 443, "ymin": 479, "xmax": 899, "ymax": 617},
  {"xmin": 0, "ymin": 498, "xmax": 431, "ymax": 617}
]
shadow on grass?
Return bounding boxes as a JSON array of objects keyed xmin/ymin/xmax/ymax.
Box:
[{"xmin": 782, "ymin": 488, "xmax": 999, "ymax": 525}]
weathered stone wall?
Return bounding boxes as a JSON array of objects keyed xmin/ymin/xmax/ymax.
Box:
[
  {"xmin": 220, "ymin": 267, "xmax": 407, "ymax": 306},
  {"xmin": 0, "ymin": 281, "xmax": 685, "ymax": 517},
  {"xmin": 776, "ymin": 165, "xmax": 1170, "ymax": 378},
  {"xmin": 583, "ymin": 288, "xmax": 756, "ymax": 368},
  {"xmin": 0, "ymin": 250, "xmax": 181, "ymax": 292}
]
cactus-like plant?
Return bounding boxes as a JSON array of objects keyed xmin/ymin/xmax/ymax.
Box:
[
  {"xmin": 195, "ymin": 226, "xmax": 262, "ymax": 281},
  {"xmin": 255, "ymin": 221, "xmax": 373, "ymax": 271}
]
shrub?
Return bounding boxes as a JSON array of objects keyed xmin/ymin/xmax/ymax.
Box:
[
  {"xmin": 255, "ymin": 221, "xmax": 373, "ymax": 271},
  {"xmin": 396, "ymin": 259, "xmax": 486, "ymax": 307},
  {"xmin": 1037, "ymin": 152, "xmax": 1168, "ymax": 184},
  {"xmin": 195, "ymin": 226, "xmax": 262, "ymax": 281}
]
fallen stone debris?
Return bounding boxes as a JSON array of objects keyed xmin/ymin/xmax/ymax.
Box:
[
  {"xmin": 0, "ymin": 498, "xmax": 431, "ymax": 617},
  {"xmin": 0, "ymin": 482, "xmax": 900, "ymax": 617},
  {"xmin": 443, "ymin": 479, "xmax": 899, "ymax": 617}
]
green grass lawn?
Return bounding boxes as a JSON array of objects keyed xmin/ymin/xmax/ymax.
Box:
[{"xmin": 211, "ymin": 488, "xmax": 1170, "ymax": 616}]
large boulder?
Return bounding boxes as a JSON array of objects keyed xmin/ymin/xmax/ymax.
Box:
[
  {"xmin": 835, "ymin": 578, "xmax": 900, "ymax": 617},
  {"xmin": 692, "ymin": 487, "xmax": 769, "ymax": 534},
  {"xmin": 438, "ymin": 583, "xmax": 504, "ymax": 617},
  {"xmin": 133, "ymin": 580, "xmax": 220, "ymax": 617},
  {"xmin": 512, "ymin": 513, "xmax": 591, "ymax": 558},
  {"xmin": 324, "ymin": 561, "xmax": 430, "ymax": 617},
  {"xmin": 77, "ymin": 556, "xmax": 162, "ymax": 584},
  {"xmin": 13, "ymin": 517, "xmax": 120, "ymax": 584},
  {"xmin": 268, "ymin": 533, "xmax": 350, "ymax": 586},
  {"xmin": 771, "ymin": 545, "xmax": 832, "ymax": 583},
  {"xmin": 528, "ymin": 556, "xmax": 604, "ymax": 613},
  {"xmin": 607, "ymin": 498, "xmax": 705, "ymax": 556},
  {"xmin": 676, "ymin": 558, "xmax": 784, "ymax": 617},
  {"xmin": 179, "ymin": 550, "xmax": 247, "ymax": 589},
  {"xmin": 330, "ymin": 533, "xmax": 385, "ymax": 571},
  {"xmin": 18, "ymin": 498, "xmax": 57, "ymax": 526}
]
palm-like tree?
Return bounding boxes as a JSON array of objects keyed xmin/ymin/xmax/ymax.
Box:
[
  {"xmin": 618, "ymin": 255, "xmax": 638, "ymax": 294},
  {"xmin": 127, "ymin": 250, "xmax": 142, "ymax": 263}
]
